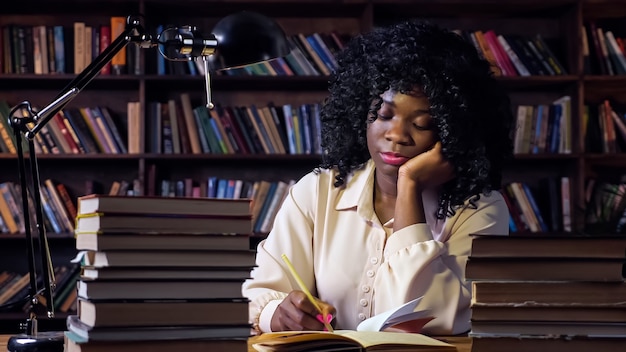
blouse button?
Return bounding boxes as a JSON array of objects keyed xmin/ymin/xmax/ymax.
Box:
[
  {"xmin": 358, "ymin": 313, "xmax": 366, "ymax": 321},
  {"xmin": 370, "ymin": 257, "xmax": 378, "ymax": 264},
  {"xmin": 362, "ymin": 285, "xmax": 370, "ymax": 293},
  {"xmin": 366, "ymin": 270, "xmax": 375, "ymax": 278},
  {"xmin": 360, "ymin": 299, "xmax": 368, "ymax": 307}
]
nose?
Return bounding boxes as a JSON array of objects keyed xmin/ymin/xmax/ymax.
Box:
[{"xmin": 384, "ymin": 117, "xmax": 411, "ymax": 145}]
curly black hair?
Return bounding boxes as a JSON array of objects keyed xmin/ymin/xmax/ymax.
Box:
[{"xmin": 319, "ymin": 20, "xmax": 514, "ymax": 219}]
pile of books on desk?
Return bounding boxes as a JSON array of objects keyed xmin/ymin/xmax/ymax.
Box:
[
  {"xmin": 64, "ymin": 194, "xmax": 255, "ymax": 352},
  {"xmin": 466, "ymin": 234, "xmax": 626, "ymax": 352}
]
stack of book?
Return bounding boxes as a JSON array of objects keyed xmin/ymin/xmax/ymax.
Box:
[
  {"xmin": 64, "ymin": 194, "xmax": 256, "ymax": 352},
  {"xmin": 466, "ymin": 234, "xmax": 626, "ymax": 352}
]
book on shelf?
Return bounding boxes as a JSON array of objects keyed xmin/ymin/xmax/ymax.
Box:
[
  {"xmin": 64, "ymin": 332, "xmax": 248, "ymax": 352},
  {"xmin": 76, "ymin": 279, "xmax": 246, "ymax": 300},
  {"xmin": 66, "ymin": 314, "xmax": 251, "ymax": 342},
  {"xmin": 251, "ymin": 330, "xmax": 454, "ymax": 352},
  {"xmin": 77, "ymin": 298, "xmax": 249, "ymax": 328},
  {"xmin": 80, "ymin": 249, "xmax": 256, "ymax": 268}
]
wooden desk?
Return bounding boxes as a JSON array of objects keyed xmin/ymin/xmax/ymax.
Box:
[
  {"xmin": 1, "ymin": 334, "xmax": 9, "ymax": 351},
  {"xmin": 247, "ymin": 334, "xmax": 472, "ymax": 352}
]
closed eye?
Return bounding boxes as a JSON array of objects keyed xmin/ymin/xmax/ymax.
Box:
[
  {"xmin": 413, "ymin": 123, "xmax": 432, "ymax": 131},
  {"xmin": 376, "ymin": 114, "xmax": 393, "ymax": 120}
]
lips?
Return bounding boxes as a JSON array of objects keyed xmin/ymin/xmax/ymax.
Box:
[{"xmin": 379, "ymin": 152, "xmax": 410, "ymax": 166}]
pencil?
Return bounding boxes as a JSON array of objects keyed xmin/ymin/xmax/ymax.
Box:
[{"xmin": 281, "ymin": 254, "xmax": 334, "ymax": 333}]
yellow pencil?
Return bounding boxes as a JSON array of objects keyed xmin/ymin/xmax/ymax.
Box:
[{"xmin": 281, "ymin": 254, "xmax": 334, "ymax": 333}]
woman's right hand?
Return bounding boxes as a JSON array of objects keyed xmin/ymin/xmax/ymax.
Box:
[
  {"xmin": 270, "ymin": 290, "xmax": 336, "ymax": 332},
  {"xmin": 398, "ymin": 141, "xmax": 455, "ymax": 191}
]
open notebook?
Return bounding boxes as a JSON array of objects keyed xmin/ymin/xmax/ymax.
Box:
[{"xmin": 252, "ymin": 298, "xmax": 447, "ymax": 352}]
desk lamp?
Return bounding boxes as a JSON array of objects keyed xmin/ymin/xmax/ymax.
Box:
[{"xmin": 6, "ymin": 11, "xmax": 288, "ymax": 352}]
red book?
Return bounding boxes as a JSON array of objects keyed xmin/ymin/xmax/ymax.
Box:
[{"xmin": 99, "ymin": 25, "xmax": 111, "ymax": 75}]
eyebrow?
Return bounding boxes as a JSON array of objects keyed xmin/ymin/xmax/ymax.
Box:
[{"xmin": 381, "ymin": 99, "xmax": 430, "ymax": 116}]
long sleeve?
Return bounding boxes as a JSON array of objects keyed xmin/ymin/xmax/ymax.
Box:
[{"xmin": 242, "ymin": 171, "xmax": 319, "ymax": 333}]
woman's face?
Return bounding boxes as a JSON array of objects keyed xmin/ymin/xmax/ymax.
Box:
[{"xmin": 366, "ymin": 89, "xmax": 438, "ymax": 179}]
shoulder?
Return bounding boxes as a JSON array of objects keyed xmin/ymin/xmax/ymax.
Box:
[
  {"xmin": 289, "ymin": 162, "xmax": 372, "ymax": 208},
  {"xmin": 291, "ymin": 161, "xmax": 371, "ymax": 193}
]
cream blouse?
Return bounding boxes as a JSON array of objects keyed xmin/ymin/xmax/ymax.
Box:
[{"xmin": 242, "ymin": 159, "xmax": 509, "ymax": 335}]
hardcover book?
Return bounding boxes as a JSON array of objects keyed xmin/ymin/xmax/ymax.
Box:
[
  {"xmin": 75, "ymin": 233, "xmax": 250, "ymax": 251},
  {"xmin": 67, "ymin": 315, "xmax": 251, "ymax": 342},
  {"xmin": 469, "ymin": 234, "xmax": 626, "ymax": 258},
  {"xmin": 77, "ymin": 194, "xmax": 251, "ymax": 216},
  {"xmin": 75, "ymin": 212, "xmax": 252, "ymax": 234},
  {"xmin": 77, "ymin": 279, "xmax": 246, "ymax": 300},
  {"xmin": 78, "ymin": 298, "xmax": 249, "ymax": 327}
]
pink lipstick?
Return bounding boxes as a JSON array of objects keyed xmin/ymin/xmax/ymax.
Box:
[{"xmin": 380, "ymin": 152, "xmax": 410, "ymax": 166}]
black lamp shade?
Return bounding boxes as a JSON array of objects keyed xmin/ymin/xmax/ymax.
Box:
[{"xmin": 209, "ymin": 11, "xmax": 290, "ymax": 71}]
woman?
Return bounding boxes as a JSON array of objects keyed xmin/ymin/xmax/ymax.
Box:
[{"xmin": 242, "ymin": 20, "xmax": 513, "ymax": 335}]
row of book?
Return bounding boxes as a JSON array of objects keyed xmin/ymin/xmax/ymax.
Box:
[
  {"xmin": 512, "ymin": 96, "xmax": 572, "ymax": 155},
  {"xmin": 0, "ymin": 265, "xmax": 79, "ymax": 314},
  {"xmin": 157, "ymin": 29, "xmax": 351, "ymax": 77},
  {"xmin": 1, "ymin": 19, "xmax": 349, "ymax": 77},
  {"xmin": 0, "ymin": 174, "xmax": 295, "ymax": 236},
  {"xmin": 142, "ymin": 95, "xmax": 323, "ymax": 156},
  {"xmin": 454, "ymin": 29, "xmax": 568, "ymax": 76},
  {"xmin": 502, "ymin": 178, "xmax": 572, "ymax": 234},
  {"xmin": 0, "ymin": 19, "xmax": 132, "ymax": 76},
  {"xmin": 0, "ymin": 99, "xmax": 128, "ymax": 155},
  {"xmin": 65, "ymin": 194, "xmax": 255, "ymax": 352},
  {"xmin": 0, "ymin": 180, "xmax": 76, "ymax": 235},
  {"xmin": 467, "ymin": 234, "xmax": 626, "ymax": 351},
  {"xmin": 4, "ymin": 20, "xmax": 577, "ymax": 79},
  {"xmin": 583, "ymin": 22, "xmax": 626, "ymax": 76},
  {"xmin": 584, "ymin": 100, "xmax": 626, "ymax": 154},
  {"xmin": 0, "ymin": 94, "xmax": 325, "ymax": 156}
]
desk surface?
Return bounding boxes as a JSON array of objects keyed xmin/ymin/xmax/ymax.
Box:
[{"xmin": 2, "ymin": 334, "xmax": 471, "ymax": 352}]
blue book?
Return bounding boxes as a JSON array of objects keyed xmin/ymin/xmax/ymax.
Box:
[
  {"xmin": 216, "ymin": 179, "xmax": 228, "ymax": 199},
  {"xmin": 521, "ymin": 183, "xmax": 549, "ymax": 232},
  {"xmin": 305, "ymin": 34, "xmax": 335, "ymax": 72},
  {"xmin": 156, "ymin": 25, "xmax": 166, "ymax": 75},
  {"xmin": 299, "ymin": 104, "xmax": 312, "ymax": 154},
  {"xmin": 53, "ymin": 26, "xmax": 65, "ymax": 73},
  {"xmin": 254, "ymin": 182, "xmax": 278, "ymax": 233},
  {"xmin": 282, "ymin": 104, "xmax": 297, "ymax": 154},
  {"xmin": 206, "ymin": 176, "xmax": 218, "ymax": 198},
  {"xmin": 549, "ymin": 104, "xmax": 562, "ymax": 153}
]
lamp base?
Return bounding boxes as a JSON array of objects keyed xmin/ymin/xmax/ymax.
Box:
[{"xmin": 7, "ymin": 331, "xmax": 64, "ymax": 352}]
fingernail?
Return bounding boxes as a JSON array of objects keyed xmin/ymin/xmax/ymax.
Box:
[{"xmin": 316, "ymin": 314, "xmax": 333, "ymax": 323}]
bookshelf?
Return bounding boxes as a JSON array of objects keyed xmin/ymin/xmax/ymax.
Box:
[{"xmin": 0, "ymin": 0, "xmax": 625, "ymax": 332}]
